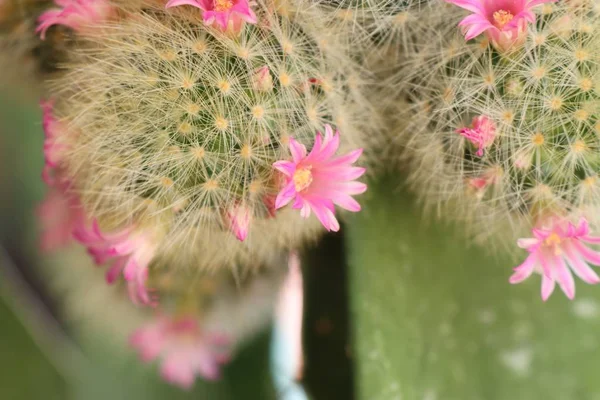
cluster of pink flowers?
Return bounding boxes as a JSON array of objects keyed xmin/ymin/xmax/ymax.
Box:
[
  {"xmin": 445, "ymin": 0, "xmax": 556, "ymax": 52},
  {"xmin": 36, "ymin": 0, "xmax": 258, "ymax": 38},
  {"xmin": 273, "ymin": 125, "xmax": 367, "ymax": 232},
  {"xmin": 166, "ymin": 0, "xmax": 257, "ymax": 33},
  {"xmin": 130, "ymin": 316, "xmax": 231, "ymax": 389},
  {"xmin": 37, "ymin": 100, "xmax": 84, "ymax": 251},
  {"xmin": 456, "ymin": 115, "xmax": 497, "ymax": 157},
  {"xmin": 36, "ymin": 0, "xmax": 113, "ymax": 39},
  {"xmin": 73, "ymin": 220, "xmax": 159, "ymax": 306},
  {"xmin": 510, "ymin": 218, "xmax": 600, "ymax": 301},
  {"xmin": 39, "ymin": 101, "xmax": 158, "ymax": 306}
]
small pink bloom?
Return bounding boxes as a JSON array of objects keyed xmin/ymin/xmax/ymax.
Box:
[
  {"xmin": 166, "ymin": 0, "xmax": 257, "ymax": 33},
  {"xmin": 130, "ymin": 316, "xmax": 231, "ymax": 389},
  {"xmin": 273, "ymin": 125, "xmax": 367, "ymax": 232},
  {"xmin": 445, "ymin": 0, "xmax": 556, "ymax": 52},
  {"xmin": 252, "ymin": 66, "xmax": 273, "ymax": 92},
  {"xmin": 41, "ymin": 100, "xmax": 70, "ymax": 185},
  {"xmin": 466, "ymin": 167, "xmax": 501, "ymax": 198},
  {"xmin": 73, "ymin": 221, "xmax": 159, "ymax": 306},
  {"xmin": 37, "ymin": 188, "xmax": 85, "ymax": 252},
  {"xmin": 456, "ymin": 115, "xmax": 497, "ymax": 157},
  {"xmin": 510, "ymin": 218, "xmax": 600, "ymax": 301},
  {"xmin": 36, "ymin": 0, "xmax": 113, "ymax": 39},
  {"xmin": 226, "ymin": 204, "xmax": 251, "ymax": 241},
  {"xmin": 468, "ymin": 177, "xmax": 490, "ymax": 190},
  {"xmin": 38, "ymin": 100, "xmax": 85, "ymax": 251},
  {"xmin": 467, "ymin": 177, "xmax": 492, "ymax": 199}
]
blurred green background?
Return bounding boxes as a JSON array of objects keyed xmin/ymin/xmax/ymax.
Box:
[
  {"xmin": 0, "ymin": 95, "xmax": 275, "ymax": 400},
  {"xmin": 0, "ymin": 92, "xmax": 354, "ymax": 400},
  {"xmin": 5, "ymin": 84, "xmax": 600, "ymax": 400}
]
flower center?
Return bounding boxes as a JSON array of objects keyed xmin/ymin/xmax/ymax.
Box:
[
  {"xmin": 544, "ymin": 232, "xmax": 563, "ymax": 255},
  {"xmin": 493, "ymin": 10, "xmax": 514, "ymax": 29},
  {"xmin": 293, "ymin": 168, "xmax": 313, "ymax": 192},
  {"xmin": 214, "ymin": 0, "xmax": 234, "ymax": 12}
]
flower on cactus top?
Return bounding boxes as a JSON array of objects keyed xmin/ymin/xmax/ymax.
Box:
[
  {"xmin": 445, "ymin": 0, "xmax": 556, "ymax": 52},
  {"xmin": 165, "ymin": 0, "xmax": 257, "ymax": 32},
  {"xmin": 456, "ymin": 115, "xmax": 497, "ymax": 157},
  {"xmin": 74, "ymin": 221, "xmax": 159, "ymax": 306},
  {"xmin": 226, "ymin": 204, "xmax": 251, "ymax": 241},
  {"xmin": 130, "ymin": 316, "xmax": 231, "ymax": 389},
  {"xmin": 510, "ymin": 218, "xmax": 600, "ymax": 301},
  {"xmin": 36, "ymin": 0, "xmax": 113, "ymax": 40},
  {"xmin": 273, "ymin": 125, "xmax": 367, "ymax": 232}
]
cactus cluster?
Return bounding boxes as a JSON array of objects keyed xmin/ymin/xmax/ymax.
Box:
[
  {"xmin": 7, "ymin": 0, "xmax": 600, "ymax": 391},
  {"xmin": 379, "ymin": 1, "xmax": 600, "ymax": 246},
  {"xmin": 48, "ymin": 0, "xmax": 367, "ymax": 271},
  {"xmin": 25, "ymin": 0, "xmax": 370, "ymax": 387}
]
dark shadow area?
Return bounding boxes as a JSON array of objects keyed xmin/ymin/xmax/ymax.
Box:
[{"xmin": 302, "ymin": 228, "xmax": 354, "ymax": 400}]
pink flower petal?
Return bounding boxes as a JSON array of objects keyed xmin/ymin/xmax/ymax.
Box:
[
  {"xmin": 509, "ymin": 253, "xmax": 537, "ymax": 284},
  {"xmin": 541, "ymin": 273, "xmax": 556, "ymax": 301},
  {"xmin": 289, "ymin": 139, "xmax": 307, "ymax": 163},
  {"xmin": 563, "ymin": 244, "xmax": 600, "ymax": 285},
  {"xmin": 275, "ymin": 181, "xmax": 296, "ymax": 209},
  {"xmin": 553, "ymin": 256, "xmax": 575, "ymax": 300},
  {"xmin": 272, "ymin": 125, "xmax": 366, "ymax": 231}
]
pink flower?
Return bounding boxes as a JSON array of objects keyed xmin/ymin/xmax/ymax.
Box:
[
  {"xmin": 130, "ymin": 316, "xmax": 231, "ymax": 389},
  {"xmin": 273, "ymin": 125, "xmax": 367, "ymax": 232},
  {"xmin": 36, "ymin": 0, "xmax": 113, "ymax": 40},
  {"xmin": 73, "ymin": 221, "xmax": 159, "ymax": 306},
  {"xmin": 469, "ymin": 177, "xmax": 490, "ymax": 190},
  {"xmin": 226, "ymin": 204, "xmax": 251, "ymax": 241},
  {"xmin": 166, "ymin": 0, "xmax": 257, "ymax": 32},
  {"xmin": 456, "ymin": 115, "xmax": 497, "ymax": 157},
  {"xmin": 445, "ymin": 0, "xmax": 556, "ymax": 52},
  {"xmin": 41, "ymin": 100, "xmax": 70, "ymax": 186},
  {"xmin": 37, "ymin": 188, "xmax": 85, "ymax": 252},
  {"xmin": 252, "ymin": 66, "xmax": 273, "ymax": 92},
  {"xmin": 510, "ymin": 218, "xmax": 600, "ymax": 301},
  {"xmin": 466, "ymin": 167, "xmax": 501, "ymax": 198},
  {"xmin": 38, "ymin": 100, "xmax": 85, "ymax": 251}
]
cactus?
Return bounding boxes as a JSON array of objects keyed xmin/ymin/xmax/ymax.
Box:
[
  {"xmin": 380, "ymin": 1, "xmax": 600, "ymax": 243},
  {"xmin": 46, "ymin": 0, "xmax": 366, "ymax": 273},
  {"xmin": 28, "ymin": 0, "xmax": 371, "ymax": 387}
]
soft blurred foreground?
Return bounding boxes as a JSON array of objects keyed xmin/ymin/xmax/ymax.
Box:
[{"xmin": 0, "ymin": 94, "xmax": 275, "ymax": 400}]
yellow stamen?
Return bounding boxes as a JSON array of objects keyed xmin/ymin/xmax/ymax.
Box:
[
  {"xmin": 214, "ymin": 0, "xmax": 234, "ymax": 12},
  {"xmin": 545, "ymin": 232, "xmax": 563, "ymax": 255},
  {"xmin": 493, "ymin": 10, "xmax": 514, "ymax": 29},
  {"xmin": 545, "ymin": 233, "xmax": 561, "ymax": 246},
  {"xmin": 532, "ymin": 132, "xmax": 544, "ymax": 146},
  {"xmin": 293, "ymin": 168, "xmax": 313, "ymax": 192}
]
